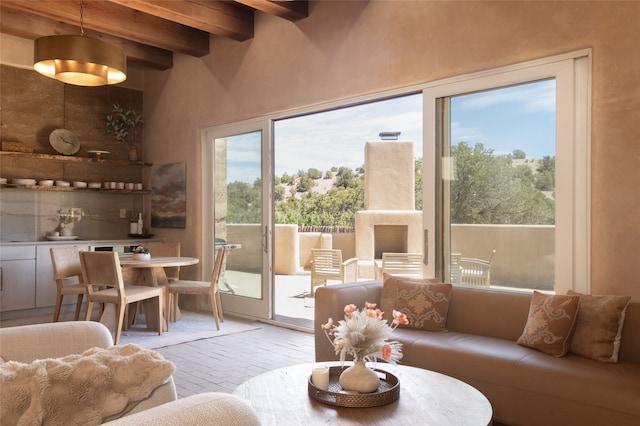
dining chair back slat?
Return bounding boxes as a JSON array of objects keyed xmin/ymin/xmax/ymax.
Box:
[{"xmin": 49, "ymin": 246, "xmax": 86, "ymax": 322}]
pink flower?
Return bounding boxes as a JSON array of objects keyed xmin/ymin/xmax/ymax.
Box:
[
  {"xmin": 344, "ymin": 304, "xmax": 357, "ymax": 316},
  {"xmin": 382, "ymin": 344, "xmax": 392, "ymax": 360},
  {"xmin": 365, "ymin": 308, "xmax": 377, "ymax": 318},
  {"xmin": 365, "ymin": 301, "xmax": 377, "ymax": 309},
  {"xmin": 392, "ymin": 310, "xmax": 409, "ymax": 326}
]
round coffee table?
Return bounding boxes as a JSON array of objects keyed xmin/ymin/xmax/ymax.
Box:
[{"xmin": 233, "ymin": 362, "xmax": 492, "ymax": 425}]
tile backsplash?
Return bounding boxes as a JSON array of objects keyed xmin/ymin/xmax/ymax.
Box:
[{"xmin": 0, "ymin": 190, "xmax": 143, "ymax": 242}]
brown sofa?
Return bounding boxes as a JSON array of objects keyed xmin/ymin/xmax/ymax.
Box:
[{"xmin": 315, "ymin": 280, "xmax": 640, "ymax": 426}]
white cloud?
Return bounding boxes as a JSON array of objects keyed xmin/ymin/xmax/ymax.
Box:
[{"xmin": 458, "ymin": 80, "xmax": 555, "ymax": 114}]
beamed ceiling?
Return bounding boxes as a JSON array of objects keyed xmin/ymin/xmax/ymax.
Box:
[{"xmin": 0, "ymin": 0, "xmax": 309, "ymax": 70}]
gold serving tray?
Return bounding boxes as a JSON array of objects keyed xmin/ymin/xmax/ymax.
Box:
[{"xmin": 308, "ymin": 366, "xmax": 399, "ymax": 408}]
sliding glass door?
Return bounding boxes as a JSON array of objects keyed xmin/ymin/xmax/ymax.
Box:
[
  {"xmin": 424, "ymin": 53, "xmax": 590, "ymax": 295},
  {"xmin": 202, "ymin": 121, "xmax": 272, "ymax": 319}
]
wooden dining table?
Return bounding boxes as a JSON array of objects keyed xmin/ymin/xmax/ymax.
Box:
[{"xmin": 99, "ymin": 256, "xmax": 199, "ymax": 332}]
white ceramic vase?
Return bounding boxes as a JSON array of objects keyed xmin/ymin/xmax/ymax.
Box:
[
  {"xmin": 133, "ymin": 253, "xmax": 151, "ymax": 261},
  {"xmin": 338, "ymin": 359, "xmax": 380, "ymax": 393},
  {"xmin": 60, "ymin": 227, "xmax": 73, "ymax": 237}
]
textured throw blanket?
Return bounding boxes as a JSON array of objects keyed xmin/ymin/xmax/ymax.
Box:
[{"xmin": 0, "ymin": 344, "xmax": 175, "ymax": 425}]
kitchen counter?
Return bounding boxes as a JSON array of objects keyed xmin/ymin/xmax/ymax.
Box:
[{"xmin": 0, "ymin": 238, "xmax": 161, "ymax": 246}]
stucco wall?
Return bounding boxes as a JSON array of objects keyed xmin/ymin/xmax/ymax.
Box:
[{"xmin": 140, "ymin": 1, "xmax": 640, "ymax": 298}]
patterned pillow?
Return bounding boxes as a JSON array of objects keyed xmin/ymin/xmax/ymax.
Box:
[
  {"xmin": 517, "ymin": 291, "xmax": 580, "ymax": 357},
  {"xmin": 567, "ymin": 290, "xmax": 631, "ymax": 363},
  {"xmin": 380, "ymin": 273, "xmax": 452, "ymax": 332}
]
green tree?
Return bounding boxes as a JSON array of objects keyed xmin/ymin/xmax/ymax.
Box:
[
  {"xmin": 336, "ymin": 167, "xmax": 356, "ymax": 189},
  {"xmin": 535, "ymin": 155, "xmax": 555, "ymax": 191},
  {"xmin": 308, "ymin": 168, "xmax": 322, "ymax": 179},
  {"xmin": 227, "ymin": 178, "xmax": 262, "ymax": 223},
  {"xmin": 451, "ymin": 142, "xmax": 554, "ymax": 225},
  {"xmin": 415, "ymin": 157, "xmax": 423, "ymax": 210},
  {"xmin": 512, "ymin": 149, "xmax": 526, "ymax": 159},
  {"xmin": 274, "ymin": 184, "xmax": 285, "ymax": 201},
  {"xmin": 275, "ymin": 172, "xmax": 364, "ymax": 227},
  {"xmin": 296, "ymin": 175, "xmax": 314, "ymax": 192}
]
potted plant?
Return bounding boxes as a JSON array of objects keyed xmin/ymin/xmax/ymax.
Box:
[
  {"xmin": 132, "ymin": 246, "xmax": 151, "ymax": 260},
  {"xmin": 105, "ymin": 103, "xmax": 143, "ymax": 161}
]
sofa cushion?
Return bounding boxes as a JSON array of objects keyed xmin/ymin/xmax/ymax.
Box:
[
  {"xmin": 516, "ymin": 291, "xmax": 580, "ymax": 357},
  {"xmin": 380, "ymin": 274, "xmax": 452, "ymax": 331},
  {"xmin": 568, "ymin": 290, "xmax": 632, "ymax": 363}
]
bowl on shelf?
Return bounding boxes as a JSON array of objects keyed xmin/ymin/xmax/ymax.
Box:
[
  {"xmin": 73, "ymin": 181, "xmax": 87, "ymax": 188},
  {"xmin": 38, "ymin": 180, "xmax": 54, "ymax": 186},
  {"xmin": 11, "ymin": 178, "xmax": 37, "ymax": 185},
  {"xmin": 88, "ymin": 182, "xmax": 102, "ymax": 189},
  {"xmin": 55, "ymin": 180, "xmax": 70, "ymax": 187}
]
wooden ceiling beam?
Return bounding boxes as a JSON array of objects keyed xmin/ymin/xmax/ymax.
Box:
[
  {"xmin": 1, "ymin": 0, "xmax": 209, "ymax": 57},
  {"xmin": 109, "ymin": 0, "xmax": 255, "ymax": 41},
  {"xmin": 0, "ymin": 6, "xmax": 173, "ymax": 70},
  {"xmin": 234, "ymin": 0, "xmax": 308, "ymax": 22}
]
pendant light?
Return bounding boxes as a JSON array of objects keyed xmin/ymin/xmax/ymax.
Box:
[{"xmin": 33, "ymin": 0, "xmax": 126, "ymax": 86}]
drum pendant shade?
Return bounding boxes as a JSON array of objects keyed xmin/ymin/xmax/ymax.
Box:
[{"xmin": 34, "ymin": 35, "xmax": 126, "ymax": 86}]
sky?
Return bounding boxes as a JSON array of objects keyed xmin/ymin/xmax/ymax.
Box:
[{"xmin": 226, "ymin": 80, "xmax": 556, "ymax": 183}]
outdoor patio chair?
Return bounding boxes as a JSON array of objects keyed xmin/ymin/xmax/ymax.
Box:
[
  {"xmin": 459, "ymin": 249, "xmax": 496, "ymax": 287},
  {"xmin": 309, "ymin": 249, "xmax": 358, "ymax": 295},
  {"xmin": 450, "ymin": 253, "xmax": 462, "ymax": 285},
  {"xmin": 375, "ymin": 252, "xmax": 423, "ymax": 279}
]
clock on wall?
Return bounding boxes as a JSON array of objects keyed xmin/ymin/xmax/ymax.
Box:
[{"xmin": 49, "ymin": 129, "xmax": 80, "ymax": 156}]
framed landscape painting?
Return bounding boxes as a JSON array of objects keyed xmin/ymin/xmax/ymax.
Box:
[{"xmin": 151, "ymin": 162, "xmax": 186, "ymax": 229}]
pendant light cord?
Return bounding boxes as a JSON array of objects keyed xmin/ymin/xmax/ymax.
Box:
[{"xmin": 79, "ymin": 0, "xmax": 85, "ymax": 36}]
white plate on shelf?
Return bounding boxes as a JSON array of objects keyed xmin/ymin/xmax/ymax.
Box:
[
  {"xmin": 87, "ymin": 150, "xmax": 110, "ymax": 159},
  {"xmin": 46, "ymin": 235, "xmax": 79, "ymax": 241},
  {"xmin": 11, "ymin": 178, "xmax": 37, "ymax": 185}
]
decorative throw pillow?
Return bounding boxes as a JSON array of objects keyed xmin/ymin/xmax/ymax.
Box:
[
  {"xmin": 567, "ymin": 290, "xmax": 631, "ymax": 363},
  {"xmin": 380, "ymin": 273, "xmax": 452, "ymax": 332},
  {"xmin": 516, "ymin": 291, "xmax": 580, "ymax": 357}
]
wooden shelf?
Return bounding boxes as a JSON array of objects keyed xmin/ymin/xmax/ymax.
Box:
[
  {"xmin": 0, "ymin": 184, "xmax": 150, "ymax": 194},
  {"xmin": 0, "ymin": 151, "xmax": 152, "ymax": 167}
]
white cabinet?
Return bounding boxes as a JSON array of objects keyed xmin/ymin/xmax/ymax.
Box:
[
  {"xmin": 35, "ymin": 243, "xmax": 89, "ymax": 308},
  {"xmin": 0, "ymin": 246, "xmax": 36, "ymax": 312}
]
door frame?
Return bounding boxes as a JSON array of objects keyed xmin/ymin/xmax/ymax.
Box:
[{"xmin": 201, "ymin": 118, "xmax": 273, "ymax": 320}]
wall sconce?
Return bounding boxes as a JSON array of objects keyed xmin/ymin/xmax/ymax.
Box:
[{"xmin": 33, "ymin": 0, "xmax": 126, "ymax": 86}]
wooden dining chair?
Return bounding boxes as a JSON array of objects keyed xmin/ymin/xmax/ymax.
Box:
[
  {"xmin": 49, "ymin": 246, "xmax": 86, "ymax": 322},
  {"xmin": 166, "ymin": 247, "xmax": 226, "ymax": 330},
  {"xmin": 143, "ymin": 242, "xmax": 181, "ymax": 281},
  {"xmin": 80, "ymin": 251, "xmax": 164, "ymax": 344}
]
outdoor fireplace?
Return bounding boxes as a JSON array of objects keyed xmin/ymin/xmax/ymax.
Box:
[
  {"xmin": 354, "ymin": 140, "xmax": 422, "ymax": 278},
  {"xmin": 374, "ymin": 225, "xmax": 408, "ymax": 259}
]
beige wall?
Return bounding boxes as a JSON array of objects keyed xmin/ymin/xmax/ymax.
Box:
[{"xmin": 143, "ymin": 1, "xmax": 640, "ymax": 298}]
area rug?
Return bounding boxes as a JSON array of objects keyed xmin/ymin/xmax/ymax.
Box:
[{"xmin": 119, "ymin": 310, "xmax": 260, "ymax": 349}]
